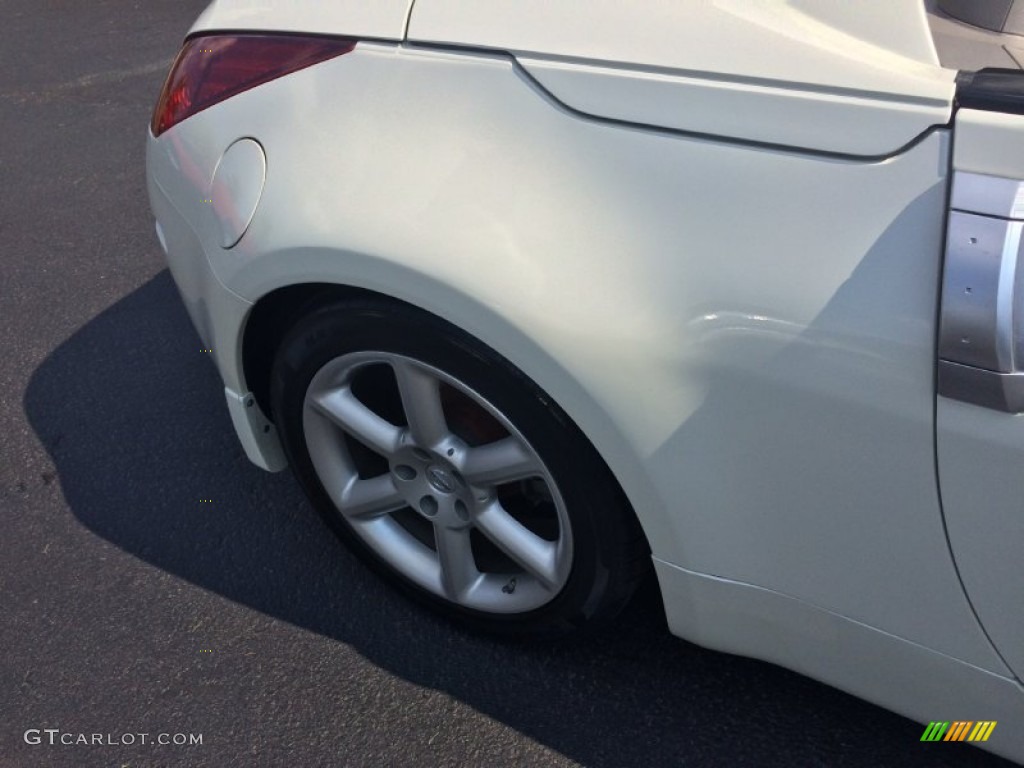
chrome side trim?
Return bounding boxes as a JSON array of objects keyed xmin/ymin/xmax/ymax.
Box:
[
  {"xmin": 939, "ymin": 213, "xmax": 1011, "ymax": 370},
  {"xmin": 940, "ymin": 171, "xmax": 1024, "ymax": 411},
  {"xmin": 997, "ymin": 220, "xmax": 1023, "ymax": 368},
  {"xmin": 938, "ymin": 360, "xmax": 1024, "ymax": 412}
]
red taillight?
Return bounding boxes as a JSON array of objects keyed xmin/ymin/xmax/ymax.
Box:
[{"xmin": 151, "ymin": 34, "xmax": 356, "ymax": 136}]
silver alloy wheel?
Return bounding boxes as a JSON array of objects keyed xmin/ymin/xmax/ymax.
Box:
[{"xmin": 302, "ymin": 352, "xmax": 574, "ymax": 613}]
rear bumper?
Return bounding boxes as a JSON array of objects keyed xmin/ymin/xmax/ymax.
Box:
[{"xmin": 147, "ymin": 135, "xmax": 286, "ymax": 471}]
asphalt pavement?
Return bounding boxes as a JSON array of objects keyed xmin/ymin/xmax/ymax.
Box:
[{"xmin": 0, "ymin": 2, "xmax": 1014, "ymax": 767}]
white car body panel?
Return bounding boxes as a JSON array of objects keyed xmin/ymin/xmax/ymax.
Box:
[
  {"xmin": 408, "ymin": 0, "xmax": 955, "ymax": 156},
  {"xmin": 407, "ymin": 0, "xmax": 943, "ymax": 74},
  {"xmin": 954, "ymin": 107, "xmax": 1024, "ymax": 178},
  {"xmin": 149, "ymin": 41, "xmax": 1002, "ymax": 668},
  {"xmin": 146, "ymin": 3, "xmax": 1024, "ymax": 762},
  {"xmin": 515, "ymin": 56, "xmax": 953, "ymax": 157},
  {"xmin": 191, "ymin": 0, "xmax": 414, "ymax": 39},
  {"xmin": 936, "ymin": 108, "xmax": 1024, "ymax": 682},
  {"xmin": 656, "ymin": 558, "xmax": 1024, "ymax": 759},
  {"xmin": 939, "ymin": 399, "xmax": 1024, "ymax": 681}
]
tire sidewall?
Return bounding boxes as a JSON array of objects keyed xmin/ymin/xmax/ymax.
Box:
[{"xmin": 270, "ymin": 300, "xmax": 636, "ymax": 636}]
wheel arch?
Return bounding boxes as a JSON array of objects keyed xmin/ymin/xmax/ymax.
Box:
[
  {"xmin": 242, "ymin": 282, "xmax": 365, "ymax": 420},
  {"xmin": 239, "ymin": 275, "xmax": 663, "ymax": 565}
]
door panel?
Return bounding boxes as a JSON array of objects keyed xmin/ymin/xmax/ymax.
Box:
[{"xmin": 938, "ymin": 107, "xmax": 1024, "ymax": 680}]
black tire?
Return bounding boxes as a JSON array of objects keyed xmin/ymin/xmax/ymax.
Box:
[{"xmin": 269, "ymin": 297, "xmax": 650, "ymax": 637}]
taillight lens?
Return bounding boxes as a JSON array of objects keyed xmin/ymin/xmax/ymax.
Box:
[{"xmin": 151, "ymin": 34, "xmax": 356, "ymax": 136}]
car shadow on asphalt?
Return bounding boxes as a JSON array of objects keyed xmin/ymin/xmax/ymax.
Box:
[{"xmin": 23, "ymin": 270, "xmax": 1011, "ymax": 768}]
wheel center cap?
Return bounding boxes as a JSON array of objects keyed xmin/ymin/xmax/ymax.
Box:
[{"xmin": 426, "ymin": 465, "xmax": 458, "ymax": 494}]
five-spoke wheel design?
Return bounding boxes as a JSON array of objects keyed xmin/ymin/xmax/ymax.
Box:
[
  {"xmin": 272, "ymin": 299, "xmax": 649, "ymax": 634},
  {"xmin": 302, "ymin": 352, "xmax": 573, "ymax": 613}
]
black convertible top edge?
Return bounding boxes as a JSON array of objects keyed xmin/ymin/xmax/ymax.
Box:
[{"xmin": 956, "ymin": 68, "xmax": 1024, "ymax": 116}]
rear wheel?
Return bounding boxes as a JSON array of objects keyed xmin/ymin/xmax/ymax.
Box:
[{"xmin": 270, "ymin": 298, "xmax": 649, "ymax": 636}]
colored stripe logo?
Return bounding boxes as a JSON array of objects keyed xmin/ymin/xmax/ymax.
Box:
[{"xmin": 921, "ymin": 721, "xmax": 996, "ymax": 742}]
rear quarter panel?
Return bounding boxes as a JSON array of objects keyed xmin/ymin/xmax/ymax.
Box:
[{"xmin": 144, "ymin": 42, "xmax": 1007, "ymax": 674}]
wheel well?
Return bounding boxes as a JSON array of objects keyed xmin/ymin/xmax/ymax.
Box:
[
  {"xmin": 241, "ymin": 281, "xmax": 652, "ymax": 568},
  {"xmin": 242, "ymin": 283, "xmax": 384, "ymax": 420}
]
